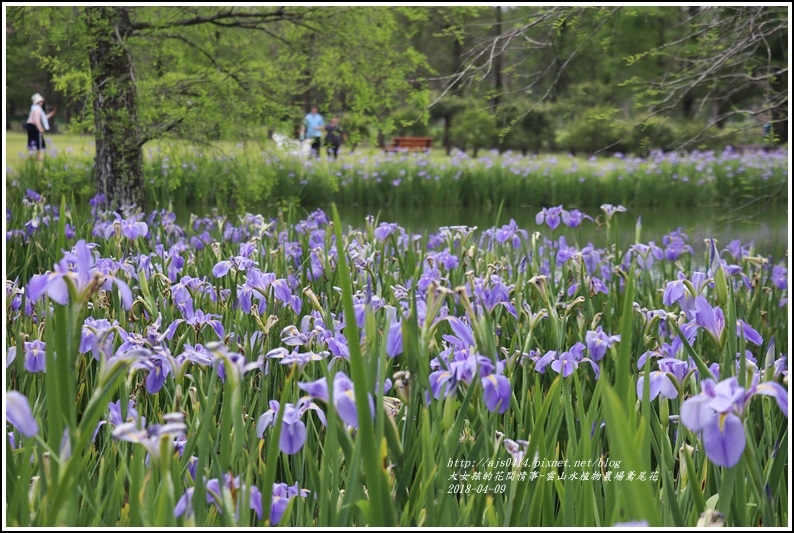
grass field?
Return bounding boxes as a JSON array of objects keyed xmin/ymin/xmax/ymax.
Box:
[
  {"xmin": 5, "ymin": 131, "xmax": 607, "ymax": 172},
  {"xmin": 5, "ymin": 131, "xmax": 95, "ymax": 169}
]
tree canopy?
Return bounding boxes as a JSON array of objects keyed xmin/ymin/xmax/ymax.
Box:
[{"xmin": 5, "ymin": 6, "xmax": 788, "ymax": 207}]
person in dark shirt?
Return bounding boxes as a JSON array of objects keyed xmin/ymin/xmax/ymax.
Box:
[{"xmin": 325, "ymin": 116, "xmax": 346, "ymax": 160}]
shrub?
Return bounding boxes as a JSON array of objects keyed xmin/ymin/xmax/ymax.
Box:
[
  {"xmin": 558, "ymin": 106, "xmax": 628, "ymax": 155},
  {"xmin": 626, "ymin": 117, "xmax": 676, "ymax": 157},
  {"xmin": 496, "ymin": 101, "xmax": 554, "ymax": 155},
  {"xmin": 450, "ymin": 103, "xmax": 497, "ymax": 157}
]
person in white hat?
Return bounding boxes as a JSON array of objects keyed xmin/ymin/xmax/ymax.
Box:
[{"xmin": 26, "ymin": 93, "xmax": 57, "ymax": 161}]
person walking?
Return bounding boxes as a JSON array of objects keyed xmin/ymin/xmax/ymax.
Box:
[
  {"xmin": 300, "ymin": 105, "xmax": 325, "ymax": 158},
  {"xmin": 26, "ymin": 93, "xmax": 56, "ymax": 161},
  {"xmin": 325, "ymin": 116, "xmax": 346, "ymax": 160}
]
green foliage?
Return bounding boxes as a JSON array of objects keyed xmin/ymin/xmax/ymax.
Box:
[
  {"xmin": 4, "ymin": 186, "xmax": 789, "ymax": 526},
  {"xmin": 9, "ymin": 145, "xmax": 787, "ymax": 213},
  {"xmin": 626, "ymin": 117, "xmax": 676, "ymax": 157},
  {"xmin": 391, "ymin": 106, "xmax": 431, "ymax": 137},
  {"xmin": 557, "ymin": 106, "xmax": 628, "ymax": 155},
  {"xmin": 496, "ymin": 101, "xmax": 554, "ymax": 154},
  {"xmin": 8, "ymin": 6, "xmax": 788, "ymax": 163},
  {"xmin": 450, "ymin": 101, "xmax": 497, "ymax": 155}
]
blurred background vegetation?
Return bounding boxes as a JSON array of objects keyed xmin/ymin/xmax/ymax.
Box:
[{"xmin": 5, "ymin": 6, "xmax": 787, "ymax": 210}]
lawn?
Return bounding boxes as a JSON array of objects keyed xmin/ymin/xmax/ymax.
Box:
[{"xmin": 5, "ymin": 131, "xmax": 96, "ymax": 171}]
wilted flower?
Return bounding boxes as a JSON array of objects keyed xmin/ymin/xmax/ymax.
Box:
[
  {"xmin": 600, "ymin": 204, "xmax": 627, "ymax": 220},
  {"xmin": 175, "ymin": 474, "xmax": 266, "ymax": 521},
  {"xmin": 112, "ymin": 412, "xmax": 186, "ymax": 461}
]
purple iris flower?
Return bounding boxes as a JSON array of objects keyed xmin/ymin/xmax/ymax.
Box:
[
  {"xmin": 481, "ymin": 374, "xmax": 511, "ymax": 414},
  {"xmin": 169, "ymin": 307, "xmax": 225, "ymax": 341},
  {"xmin": 173, "ymin": 436, "xmax": 198, "ymax": 479},
  {"xmin": 627, "ymin": 242, "xmax": 663, "ymax": 270},
  {"xmin": 175, "ymin": 474, "xmax": 264, "ymax": 521},
  {"xmin": 736, "ymin": 319, "xmax": 763, "ymax": 346},
  {"xmin": 27, "ymin": 240, "xmax": 133, "ymax": 309},
  {"xmin": 544, "ymin": 343, "xmax": 600, "ymax": 379},
  {"xmin": 332, "ymin": 372, "xmax": 374, "ymax": 428},
  {"xmin": 23, "ymin": 339, "xmax": 47, "ymax": 373},
  {"xmin": 270, "ymin": 482, "xmax": 310, "ymax": 525},
  {"xmin": 555, "ymin": 235, "xmax": 577, "ymax": 265},
  {"xmin": 133, "ymin": 351, "xmax": 174, "ymax": 394},
  {"xmin": 561, "ymin": 208, "xmax": 593, "ymax": 228},
  {"xmin": 662, "ymin": 272, "xmax": 708, "ymax": 320},
  {"xmin": 93, "ymin": 399, "xmax": 145, "ymax": 442},
  {"xmin": 429, "ymin": 369, "xmax": 457, "ymax": 399},
  {"xmin": 580, "ymin": 244, "xmax": 603, "ymax": 276},
  {"xmin": 585, "ymin": 327, "xmax": 621, "ymax": 361},
  {"xmin": 238, "ymin": 268, "xmax": 276, "ymax": 314},
  {"xmin": 446, "ymin": 316, "xmax": 476, "ymax": 348},
  {"xmin": 551, "ymin": 350, "xmax": 580, "ymax": 377},
  {"xmin": 280, "ymin": 323, "xmax": 315, "ymax": 348},
  {"xmin": 209, "ymin": 344, "xmax": 264, "ymax": 383},
  {"xmin": 299, "ymin": 372, "xmax": 376, "ymax": 428},
  {"xmin": 386, "ymin": 314, "xmax": 403, "ymax": 358},
  {"xmin": 657, "ymin": 357, "xmax": 692, "ymax": 384},
  {"xmin": 102, "ymin": 212, "xmax": 149, "ymax": 240},
  {"xmin": 164, "ymin": 246, "xmax": 186, "ymax": 282},
  {"xmin": 323, "ymin": 331, "xmax": 350, "ymax": 360},
  {"xmin": 493, "ymin": 219, "xmax": 528, "ymax": 248},
  {"xmin": 535, "ymin": 205, "xmax": 564, "ymax": 230},
  {"xmin": 472, "ymin": 275, "xmax": 517, "ymax": 317},
  {"xmin": 177, "ymin": 343, "xmax": 214, "ymax": 368},
  {"xmin": 662, "ymin": 228, "xmax": 693, "ymax": 261},
  {"xmin": 25, "ymin": 188, "xmax": 42, "ymax": 202},
  {"xmin": 534, "ymin": 350, "xmax": 556, "ymax": 374},
  {"xmin": 427, "ymin": 251, "xmax": 459, "ymax": 270},
  {"xmin": 267, "ymin": 347, "xmax": 325, "ymax": 368},
  {"xmin": 680, "ymin": 376, "xmax": 787, "ymax": 467},
  {"xmin": 212, "ymin": 255, "xmax": 256, "ymax": 278},
  {"xmin": 374, "ymin": 222, "xmax": 399, "ymax": 241},
  {"xmin": 80, "ymin": 317, "xmax": 118, "ymax": 361},
  {"xmin": 693, "ymin": 296, "xmax": 725, "ymax": 347},
  {"xmin": 636, "ymin": 371, "xmax": 678, "ymax": 400},
  {"xmin": 271, "ymin": 278, "xmax": 302, "ymax": 314},
  {"xmin": 590, "ymin": 277, "xmax": 609, "ymax": 295},
  {"xmin": 6, "ymin": 391, "xmax": 39, "ymax": 438},
  {"xmin": 256, "ymin": 398, "xmax": 326, "ymax": 455},
  {"xmin": 722, "ymin": 239, "xmax": 752, "ymax": 262},
  {"xmin": 298, "ymin": 376, "xmax": 330, "ymax": 401},
  {"xmin": 771, "ymin": 265, "xmax": 787, "ymax": 291}
]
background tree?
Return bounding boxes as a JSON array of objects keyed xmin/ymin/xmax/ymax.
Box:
[
  {"xmin": 7, "ymin": 6, "xmax": 428, "ymax": 209},
  {"xmin": 441, "ymin": 6, "xmax": 788, "ymax": 150}
]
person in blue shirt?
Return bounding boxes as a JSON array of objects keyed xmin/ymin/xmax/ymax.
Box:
[{"xmin": 300, "ymin": 105, "xmax": 325, "ymax": 158}]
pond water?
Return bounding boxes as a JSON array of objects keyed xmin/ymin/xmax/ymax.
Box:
[
  {"xmin": 334, "ymin": 204, "xmax": 790, "ymax": 262},
  {"xmin": 173, "ymin": 202, "xmax": 789, "ymax": 263}
]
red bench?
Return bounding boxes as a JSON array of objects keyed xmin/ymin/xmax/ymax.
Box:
[{"xmin": 385, "ymin": 136, "xmax": 433, "ymax": 153}]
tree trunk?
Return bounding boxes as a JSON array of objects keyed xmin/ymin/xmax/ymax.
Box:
[
  {"xmin": 492, "ymin": 6, "xmax": 503, "ymax": 109},
  {"xmin": 444, "ymin": 114, "xmax": 452, "ymax": 156},
  {"xmin": 85, "ymin": 7, "xmax": 144, "ymax": 210}
]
